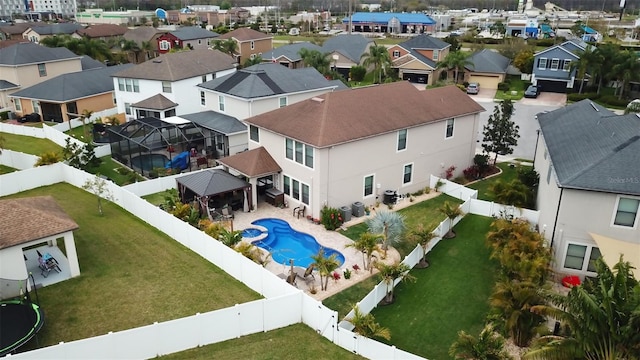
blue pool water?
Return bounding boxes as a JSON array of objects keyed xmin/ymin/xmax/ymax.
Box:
[
  {"xmin": 250, "ymin": 218, "xmax": 345, "ymax": 268},
  {"xmin": 242, "ymin": 228, "xmax": 264, "ymax": 238}
]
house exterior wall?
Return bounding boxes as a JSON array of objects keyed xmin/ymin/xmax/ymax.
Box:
[
  {"xmin": 237, "ymin": 38, "xmax": 272, "ymax": 64},
  {"xmin": 157, "ymin": 33, "xmax": 180, "ymax": 54},
  {"xmin": 532, "ymin": 47, "xmax": 576, "ymax": 81},
  {"xmin": 388, "ymin": 45, "xmax": 409, "ymax": 60},
  {"xmin": 74, "ymin": 92, "xmax": 116, "ymax": 119},
  {"xmin": 183, "ymin": 37, "xmax": 215, "ymax": 51},
  {"xmin": 228, "ymin": 132, "xmax": 248, "ymax": 155}
]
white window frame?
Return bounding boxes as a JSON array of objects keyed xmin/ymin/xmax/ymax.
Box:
[
  {"xmin": 392, "ymin": 50, "xmax": 400, "ymax": 58},
  {"xmin": 250, "ymin": 40, "xmax": 255, "ymax": 50},
  {"xmin": 202, "ymin": 75, "xmax": 207, "ymax": 83},
  {"xmin": 610, "ymin": 195, "xmax": 640, "ymax": 229},
  {"xmin": 200, "ymin": 91, "xmax": 206, "ymax": 106},
  {"xmin": 550, "ymin": 58, "xmax": 560, "ymax": 71},
  {"xmin": 249, "ymin": 125, "xmax": 259, "ymax": 142},
  {"xmin": 37, "ymin": 63, "xmax": 46, "ymax": 77},
  {"xmin": 162, "ymin": 81, "xmax": 172, "ymax": 93},
  {"xmin": 279, "ymin": 96, "xmax": 287, "ymax": 108},
  {"xmin": 118, "ymin": 78, "xmax": 125, "ymax": 91},
  {"xmin": 538, "ymin": 57, "xmax": 547, "ymax": 69},
  {"xmin": 159, "ymin": 40, "xmax": 170, "ymax": 51},
  {"xmin": 562, "ymin": 243, "xmax": 601, "ymax": 273},
  {"xmin": 403, "ymin": 163, "xmax": 413, "ymax": 185},
  {"xmin": 32, "ymin": 100, "xmax": 40, "ymax": 114},
  {"xmin": 445, "ymin": 118, "xmax": 454, "ymax": 138},
  {"xmin": 125, "ymin": 78, "xmax": 132, "ymax": 92},
  {"xmin": 364, "ymin": 174, "xmax": 374, "ymax": 197},
  {"xmin": 124, "ymin": 102, "xmax": 131, "ymax": 115},
  {"xmin": 14, "ymin": 98, "xmax": 22, "ymax": 112},
  {"xmin": 433, "ymin": 49, "xmax": 439, "ymax": 61},
  {"xmin": 218, "ymin": 95, "xmax": 225, "ymax": 112},
  {"xmin": 285, "ymin": 138, "xmax": 313, "ymax": 169},
  {"xmin": 562, "ymin": 59, "xmax": 571, "ymax": 71},
  {"xmin": 132, "ymin": 79, "xmax": 139, "ymax": 93},
  {"xmin": 397, "ymin": 129, "xmax": 407, "ymax": 151}
]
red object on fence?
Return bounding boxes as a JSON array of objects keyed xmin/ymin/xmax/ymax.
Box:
[{"xmin": 562, "ymin": 275, "xmax": 581, "ymax": 288}]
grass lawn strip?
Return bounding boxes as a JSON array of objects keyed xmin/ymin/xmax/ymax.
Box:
[
  {"xmin": 4, "ymin": 183, "xmax": 260, "ymax": 348},
  {"xmin": 0, "ymin": 132, "xmax": 61, "ymax": 155},
  {"xmin": 0, "ymin": 164, "xmax": 17, "ymax": 174},
  {"xmin": 466, "ymin": 162, "xmax": 528, "ymax": 202},
  {"xmin": 371, "ymin": 215, "xmax": 497, "ymax": 359},
  {"xmin": 161, "ymin": 323, "xmax": 365, "ymax": 360}
]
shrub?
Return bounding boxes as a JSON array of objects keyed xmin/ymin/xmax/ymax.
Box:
[
  {"xmin": 0, "ymin": 111, "xmax": 9, "ymax": 120},
  {"xmin": 343, "ymin": 268, "xmax": 352, "ymax": 279},
  {"xmin": 497, "ymin": 82, "xmax": 510, "ymax": 91},
  {"xmin": 35, "ymin": 151, "xmax": 63, "ymax": 166},
  {"xmin": 517, "ymin": 167, "xmax": 539, "ymax": 189},
  {"xmin": 463, "ymin": 165, "xmax": 480, "ymax": 181},
  {"xmin": 320, "ymin": 206, "xmax": 343, "ymax": 230},
  {"xmin": 567, "ymin": 92, "xmax": 599, "ymax": 102},
  {"xmin": 474, "ymin": 154, "xmax": 490, "ymax": 176},
  {"xmin": 599, "ymin": 95, "xmax": 630, "ymax": 108},
  {"xmin": 349, "ymin": 65, "xmax": 366, "ymax": 81}
]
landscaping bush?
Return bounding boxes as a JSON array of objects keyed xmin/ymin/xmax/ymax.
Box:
[
  {"xmin": 0, "ymin": 111, "xmax": 9, "ymax": 120},
  {"xmin": 463, "ymin": 165, "xmax": 480, "ymax": 181},
  {"xmin": 497, "ymin": 82, "xmax": 510, "ymax": 91},
  {"xmin": 349, "ymin": 65, "xmax": 366, "ymax": 82},
  {"xmin": 599, "ymin": 95, "xmax": 630, "ymax": 108},
  {"xmin": 320, "ymin": 206, "xmax": 343, "ymax": 230},
  {"xmin": 567, "ymin": 92, "xmax": 600, "ymax": 102},
  {"xmin": 474, "ymin": 154, "xmax": 490, "ymax": 177}
]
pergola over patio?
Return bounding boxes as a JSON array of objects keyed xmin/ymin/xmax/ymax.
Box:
[{"xmin": 176, "ymin": 169, "xmax": 252, "ymax": 215}]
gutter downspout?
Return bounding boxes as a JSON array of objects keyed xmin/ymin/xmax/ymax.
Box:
[
  {"xmin": 532, "ymin": 129, "xmax": 540, "ymax": 170},
  {"xmin": 550, "ymin": 187, "xmax": 563, "ymax": 250}
]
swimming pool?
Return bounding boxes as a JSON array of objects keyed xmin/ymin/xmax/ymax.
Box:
[
  {"xmin": 130, "ymin": 154, "xmax": 169, "ymax": 173},
  {"xmin": 249, "ymin": 218, "xmax": 345, "ymax": 268}
]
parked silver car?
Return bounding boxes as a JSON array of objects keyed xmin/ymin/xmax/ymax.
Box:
[{"xmin": 466, "ymin": 83, "xmax": 480, "ymax": 95}]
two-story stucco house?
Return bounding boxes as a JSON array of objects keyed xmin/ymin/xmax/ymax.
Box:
[
  {"xmin": 111, "ymin": 49, "xmax": 236, "ymax": 121},
  {"xmin": 216, "ymin": 28, "xmax": 272, "ymax": 64},
  {"xmin": 387, "ymin": 34, "xmax": 450, "ymax": 85},
  {"xmin": 531, "ymin": 39, "xmax": 588, "ymax": 93},
  {"xmin": 0, "ymin": 42, "xmax": 83, "ymax": 111},
  {"xmin": 22, "ymin": 23, "xmax": 84, "ymax": 44},
  {"xmin": 534, "ymin": 100, "xmax": 640, "ymax": 279},
  {"xmin": 197, "ymin": 63, "xmax": 347, "ymax": 121},
  {"xmin": 217, "ymin": 83, "xmax": 484, "ymax": 219},
  {"xmin": 156, "ymin": 26, "xmax": 219, "ymax": 54}
]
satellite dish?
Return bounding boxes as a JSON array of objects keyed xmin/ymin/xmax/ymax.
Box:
[{"xmin": 155, "ymin": 8, "xmax": 167, "ymax": 20}]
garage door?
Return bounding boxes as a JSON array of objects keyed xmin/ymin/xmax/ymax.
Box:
[
  {"xmin": 468, "ymin": 74, "xmax": 501, "ymax": 89},
  {"xmin": 537, "ymin": 80, "xmax": 568, "ymax": 93},
  {"xmin": 402, "ymin": 72, "xmax": 429, "ymax": 84}
]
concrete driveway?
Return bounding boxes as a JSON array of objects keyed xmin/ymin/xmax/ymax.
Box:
[
  {"xmin": 520, "ymin": 92, "xmax": 567, "ymax": 107},
  {"xmin": 467, "ymin": 87, "xmax": 496, "ymax": 102}
]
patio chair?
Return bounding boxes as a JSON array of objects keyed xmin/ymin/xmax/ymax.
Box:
[
  {"xmin": 293, "ymin": 205, "xmax": 306, "ymax": 219},
  {"xmin": 221, "ymin": 206, "xmax": 234, "ymax": 220}
]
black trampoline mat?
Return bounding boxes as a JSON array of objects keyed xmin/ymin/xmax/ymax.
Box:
[{"xmin": 0, "ymin": 301, "xmax": 44, "ymax": 356}]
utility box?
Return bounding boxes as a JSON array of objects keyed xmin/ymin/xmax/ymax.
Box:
[
  {"xmin": 340, "ymin": 206, "xmax": 352, "ymax": 222},
  {"xmin": 352, "ymin": 201, "xmax": 365, "ymax": 217}
]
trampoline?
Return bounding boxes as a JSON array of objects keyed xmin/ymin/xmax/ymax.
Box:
[{"xmin": 0, "ymin": 300, "xmax": 45, "ymax": 356}]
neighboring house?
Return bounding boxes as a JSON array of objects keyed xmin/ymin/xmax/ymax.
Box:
[
  {"xmin": 342, "ymin": 12, "xmax": 435, "ymax": 34},
  {"xmin": 222, "ymin": 82, "xmax": 484, "ymax": 218},
  {"xmin": 0, "ymin": 42, "xmax": 83, "ymax": 111},
  {"xmin": 260, "ymin": 42, "xmax": 324, "ymax": 69},
  {"xmin": 463, "ymin": 49, "xmax": 510, "ymax": 89},
  {"xmin": 165, "ymin": 9, "xmax": 221, "ymax": 26},
  {"xmin": 198, "ymin": 62, "xmax": 347, "ymax": 121},
  {"xmin": 581, "ymin": 25, "xmax": 601, "ymax": 42},
  {"xmin": 179, "ymin": 110, "xmax": 248, "ymax": 159},
  {"xmin": 218, "ymin": 7, "xmax": 251, "ymax": 26},
  {"xmin": 534, "ymin": 100, "xmax": 640, "ymax": 280},
  {"xmin": 22, "ymin": 23, "xmax": 84, "ymax": 43},
  {"xmin": 10, "ymin": 64, "xmax": 133, "ymax": 123},
  {"xmin": 531, "ymin": 39, "xmax": 587, "ymax": 93},
  {"xmin": 321, "ymin": 34, "xmax": 374, "ymax": 78},
  {"xmin": 122, "ymin": 26, "xmax": 163, "ymax": 61},
  {"xmin": 157, "ymin": 26, "xmax": 219, "ymax": 54},
  {"xmin": 0, "ymin": 23, "xmax": 41, "ymax": 40},
  {"xmin": 72, "ymin": 24, "xmax": 128, "ymax": 41},
  {"xmin": 75, "ymin": 8, "xmax": 155, "ymax": 25},
  {"xmin": 387, "ymin": 34, "xmax": 450, "ymax": 85},
  {"xmin": 112, "ymin": 49, "xmax": 236, "ymax": 120},
  {"xmin": 216, "ymin": 28, "xmax": 272, "ymax": 64}
]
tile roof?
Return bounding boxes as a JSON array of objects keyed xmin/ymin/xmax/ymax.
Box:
[
  {"xmin": 217, "ymin": 147, "xmax": 281, "ymax": 177},
  {"xmin": 112, "ymin": 49, "xmax": 235, "ymax": 81},
  {"xmin": 246, "ymin": 82, "xmax": 485, "ymax": 148},
  {"xmin": 179, "ymin": 110, "xmax": 246, "ymax": 135},
  {"xmin": 10, "ymin": 63, "xmax": 133, "ymax": 102},
  {"xmin": 175, "ymin": 168, "xmax": 250, "ymax": 197},
  {"xmin": 198, "ymin": 63, "xmax": 337, "ymax": 98},
  {"xmin": 123, "ymin": 26, "xmax": 163, "ymax": 44},
  {"xmin": 131, "ymin": 93, "xmax": 178, "ymax": 110},
  {"xmin": 0, "ymin": 42, "xmax": 80, "ymax": 66},
  {"xmin": 0, "ymin": 196, "xmax": 79, "ymax": 250},
  {"xmin": 322, "ymin": 34, "xmax": 373, "ymax": 63},
  {"xmin": 76, "ymin": 24, "xmax": 128, "ymax": 38},
  {"xmin": 398, "ymin": 34, "xmax": 450, "ymax": 51},
  {"xmin": 218, "ymin": 28, "xmax": 272, "ymax": 42},
  {"xmin": 261, "ymin": 42, "xmax": 323, "ymax": 62},
  {"xmin": 538, "ymin": 100, "xmax": 640, "ymax": 195},
  {"xmin": 28, "ymin": 23, "xmax": 84, "ymax": 35},
  {"xmin": 170, "ymin": 26, "xmax": 219, "ymax": 40},
  {"xmin": 466, "ymin": 49, "xmax": 510, "ymax": 73}
]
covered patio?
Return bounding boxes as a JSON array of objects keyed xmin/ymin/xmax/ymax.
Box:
[{"xmin": 176, "ymin": 169, "xmax": 252, "ymax": 217}]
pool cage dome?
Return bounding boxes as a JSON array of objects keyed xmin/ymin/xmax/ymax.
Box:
[{"xmin": 108, "ymin": 117, "xmax": 211, "ymax": 177}]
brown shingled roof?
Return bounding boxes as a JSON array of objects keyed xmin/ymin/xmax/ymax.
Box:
[
  {"xmin": 0, "ymin": 196, "xmax": 79, "ymax": 250},
  {"xmin": 217, "ymin": 147, "xmax": 281, "ymax": 177},
  {"xmin": 77, "ymin": 24, "xmax": 128, "ymax": 38},
  {"xmin": 218, "ymin": 27, "xmax": 272, "ymax": 42},
  {"xmin": 245, "ymin": 82, "xmax": 485, "ymax": 148},
  {"xmin": 132, "ymin": 94, "xmax": 178, "ymax": 110},
  {"xmin": 112, "ymin": 49, "xmax": 235, "ymax": 81}
]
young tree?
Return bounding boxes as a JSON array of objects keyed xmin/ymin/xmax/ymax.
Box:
[
  {"xmin": 219, "ymin": 228, "xmax": 243, "ymax": 247},
  {"xmin": 482, "ymin": 99, "xmax": 519, "ymax": 165},
  {"xmin": 488, "ymin": 179, "xmax": 531, "ymax": 208},
  {"xmin": 374, "ymin": 261, "xmax": 415, "ymax": 304},
  {"xmin": 408, "ymin": 224, "xmax": 436, "ymax": 268},
  {"xmin": 35, "ymin": 151, "xmax": 63, "ymax": 166},
  {"xmin": 361, "ymin": 44, "xmax": 391, "ymax": 84},
  {"xmin": 78, "ymin": 109, "xmax": 94, "ymax": 140},
  {"xmin": 311, "ymin": 248, "xmax": 341, "ymax": 291},
  {"xmin": 82, "ymin": 175, "xmax": 114, "ymax": 216},
  {"xmin": 513, "ymin": 49, "xmax": 534, "ymax": 74},
  {"xmin": 346, "ymin": 305, "xmax": 391, "ymax": 341},
  {"xmin": 439, "ymin": 201, "xmax": 464, "ymax": 238},
  {"xmin": 366, "ymin": 210, "xmax": 406, "ymax": 258},
  {"xmin": 345, "ymin": 232, "xmax": 381, "ymax": 272},
  {"xmin": 449, "ymin": 323, "xmax": 513, "ymax": 360}
]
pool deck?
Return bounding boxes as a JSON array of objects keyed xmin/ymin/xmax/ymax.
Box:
[{"xmin": 231, "ymin": 191, "xmax": 441, "ymax": 301}]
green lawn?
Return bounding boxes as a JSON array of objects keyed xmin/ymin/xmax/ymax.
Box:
[
  {"xmin": 339, "ymin": 194, "xmax": 464, "ymax": 258},
  {"xmin": 323, "ymin": 276, "xmax": 380, "ymax": 319},
  {"xmin": 4, "ymin": 183, "xmax": 260, "ymax": 349},
  {"xmin": 371, "ymin": 215, "xmax": 497, "ymax": 359},
  {"xmin": 161, "ymin": 323, "xmax": 365, "ymax": 360},
  {"xmin": 466, "ymin": 162, "xmax": 527, "ymax": 201},
  {"xmin": 64, "ymin": 125, "xmax": 92, "ymax": 143},
  {"xmin": 495, "ymin": 75, "xmax": 529, "ymax": 101},
  {"xmin": 0, "ymin": 132, "xmax": 61, "ymax": 155},
  {"xmin": 0, "ymin": 164, "xmax": 17, "ymax": 174}
]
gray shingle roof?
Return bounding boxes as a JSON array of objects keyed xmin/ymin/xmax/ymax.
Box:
[
  {"xmin": 261, "ymin": 42, "xmax": 324, "ymax": 62},
  {"xmin": 175, "ymin": 168, "xmax": 250, "ymax": 197},
  {"xmin": 322, "ymin": 34, "xmax": 373, "ymax": 63},
  {"xmin": 179, "ymin": 110, "xmax": 246, "ymax": 135},
  {"xmin": 0, "ymin": 42, "xmax": 80, "ymax": 66},
  {"xmin": 466, "ymin": 49, "xmax": 510, "ymax": 73},
  {"xmin": 398, "ymin": 34, "xmax": 451, "ymax": 51},
  {"xmin": 407, "ymin": 49, "xmax": 437, "ymax": 68},
  {"xmin": 123, "ymin": 26, "xmax": 162, "ymax": 45},
  {"xmin": 131, "ymin": 94, "xmax": 178, "ymax": 110},
  {"xmin": 28, "ymin": 23, "xmax": 84, "ymax": 35},
  {"xmin": 198, "ymin": 63, "xmax": 336, "ymax": 98},
  {"xmin": 112, "ymin": 49, "xmax": 235, "ymax": 81},
  {"xmin": 0, "ymin": 80, "xmax": 19, "ymax": 90},
  {"xmin": 80, "ymin": 55, "xmax": 106, "ymax": 70},
  {"xmin": 538, "ymin": 100, "xmax": 640, "ymax": 196},
  {"xmin": 10, "ymin": 64, "xmax": 134, "ymax": 102},
  {"xmin": 170, "ymin": 26, "xmax": 219, "ymax": 40}
]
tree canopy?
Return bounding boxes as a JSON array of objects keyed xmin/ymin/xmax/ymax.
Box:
[{"xmin": 482, "ymin": 99, "xmax": 519, "ymax": 164}]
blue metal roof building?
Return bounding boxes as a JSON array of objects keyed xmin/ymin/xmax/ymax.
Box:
[{"xmin": 342, "ymin": 12, "xmax": 435, "ymax": 34}]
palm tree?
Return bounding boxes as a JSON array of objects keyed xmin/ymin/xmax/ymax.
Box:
[
  {"xmin": 235, "ymin": 242, "xmax": 271, "ymax": 266},
  {"xmin": 140, "ymin": 40, "xmax": 155, "ymax": 61},
  {"xmin": 213, "ymin": 39, "xmax": 238, "ymax": 58},
  {"xmin": 310, "ymin": 248, "xmax": 341, "ymax": 291},
  {"xmin": 121, "ymin": 39, "xmax": 141, "ymax": 63},
  {"xmin": 219, "ymin": 228, "xmax": 243, "ymax": 247},
  {"xmin": 242, "ymin": 55, "xmax": 263, "ymax": 68},
  {"xmin": 439, "ymin": 201, "xmax": 464, "ymax": 238},
  {"xmin": 298, "ymin": 48, "xmax": 331, "ymax": 75},
  {"xmin": 345, "ymin": 232, "xmax": 381, "ymax": 272},
  {"xmin": 366, "ymin": 210, "xmax": 406, "ymax": 258},
  {"xmin": 361, "ymin": 44, "xmax": 391, "ymax": 84},
  {"xmin": 374, "ymin": 261, "xmax": 414, "ymax": 304},
  {"xmin": 570, "ymin": 46, "xmax": 598, "ymax": 94},
  {"xmin": 593, "ymin": 43, "xmax": 618, "ymax": 94},
  {"xmin": 409, "ymin": 224, "xmax": 436, "ymax": 268},
  {"xmin": 490, "ymin": 279, "xmax": 547, "ymax": 347},
  {"xmin": 78, "ymin": 109, "xmax": 94, "ymax": 140},
  {"xmin": 449, "ymin": 323, "xmax": 513, "ymax": 360},
  {"xmin": 437, "ymin": 50, "xmax": 473, "ymax": 84},
  {"xmin": 346, "ymin": 305, "xmax": 391, "ymax": 341},
  {"xmin": 487, "ymin": 179, "xmax": 531, "ymax": 208},
  {"xmin": 611, "ymin": 50, "xmax": 640, "ymax": 100},
  {"xmin": 526, "ymin": 257, "xmax": 640, "ymax": 360}
]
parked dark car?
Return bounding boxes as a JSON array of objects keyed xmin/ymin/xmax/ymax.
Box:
[
  {"xmin": 18, "ymin": 113, "xmax": 41, "ymax": 123},
  {"xmin": 524, "ymin": 85, "xmax": 540, "ymax": 98}
]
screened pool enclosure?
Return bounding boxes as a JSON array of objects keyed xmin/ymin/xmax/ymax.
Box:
[{"xmin": 108, "ymin": 117, "xmax": 214, "ymax": 177}]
